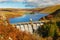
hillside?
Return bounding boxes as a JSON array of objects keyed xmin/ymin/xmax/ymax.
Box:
[
  {"xmin": 40, "ymin": 5, "xmax": 60, "ymax": 13},
  {"xmin": 0, "ymin": 21, "xmax": 37, "ymax": 40},
  {"xmin": 0, "ymin": 5, "xmax": 60, "ymax": 19},
  {"xmin": 0, "ymin": 9, "xmax": 25, "ymax": 19}
]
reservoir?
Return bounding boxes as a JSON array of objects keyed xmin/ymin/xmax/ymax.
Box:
[{"xmin": 9, "ymin": 13, "xmax": 48, "ymax": 24}]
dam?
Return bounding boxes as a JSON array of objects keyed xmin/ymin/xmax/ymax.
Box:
[
  {"xmin": 9, "ymin": 13, "xmax": 48, "ymax": 34},
  {"xmin": 12, "ymin": 21, "xmax": 44, "ymax": 34}
]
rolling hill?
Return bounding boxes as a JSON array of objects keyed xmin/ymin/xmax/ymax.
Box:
[
  {"xmin": 0, "ymin": 5, "xmax": 60, "ymax": 19},
  {"xmin": 40, "ymin": 5, "xmax": 60, "ymax": 13}
]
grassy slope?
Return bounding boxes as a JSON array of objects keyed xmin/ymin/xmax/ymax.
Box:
[{"xmin": 40, "ymin": 5, "xmax": 60, "ymax": 13}]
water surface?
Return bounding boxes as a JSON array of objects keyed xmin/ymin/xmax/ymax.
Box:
[{"xmin": 9, "ymin": 13, "xmax": 48, "ymax": 24}]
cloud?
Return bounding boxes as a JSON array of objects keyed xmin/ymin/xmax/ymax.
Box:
[
  {"xmin": 12, "ymin": 0, "xmax": 60, "ymax": 5},
  {"xmin": 0, "ymin": 0, "xmax": 7, "ymax": 1},
  {"xmin": 12, "ymin": 0, "xmax": 35, "ymax": 2},
  {"xmin": 24, "ymin": 0, "xmax": 60, "ymax": 8},
  {"xmin": 0, "ymin": 0, "xmax": 60, "ymax": 8},
  {"xmin": 12, "ymin": 0, "xmax": 24, "ymax": 2},
  {"xmin": 0, "ymin": 0, "xmax": 60, "ymax": 4}
]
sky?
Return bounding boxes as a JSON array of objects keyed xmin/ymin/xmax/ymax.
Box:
[{"xmin": 0, "ymin": 0, "xmax": 60, "ymax": 8}]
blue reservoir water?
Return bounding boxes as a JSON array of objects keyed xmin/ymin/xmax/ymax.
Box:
[{"xmin": 9, "ymin": 13, "xmax": 48, "ymax": 24}]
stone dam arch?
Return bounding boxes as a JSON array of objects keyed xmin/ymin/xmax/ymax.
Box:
[{"xmin": 13, "ymin": 21, "xmax": 44, "ymax": 34}]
